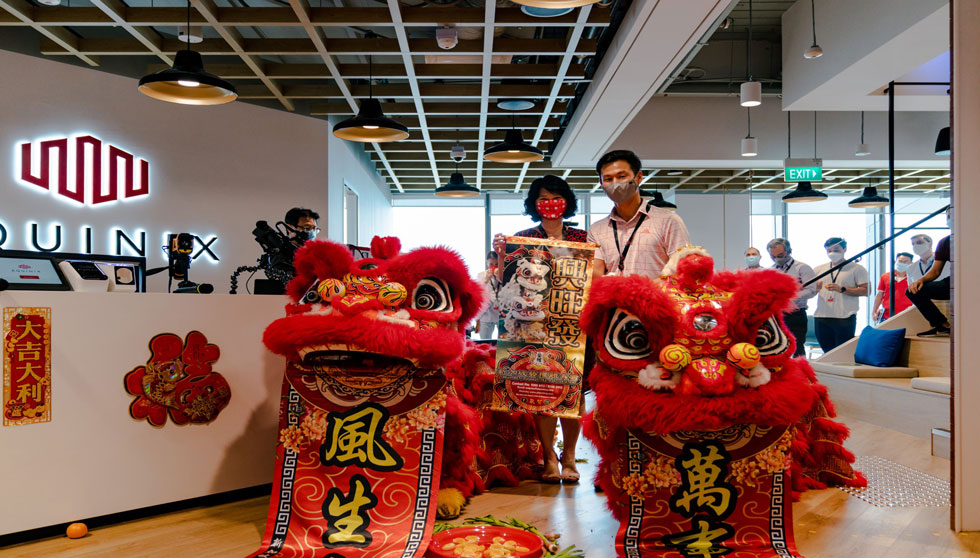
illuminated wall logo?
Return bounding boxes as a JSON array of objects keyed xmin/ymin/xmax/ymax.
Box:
[{"xmin": 17, "ymin": 134, "xmax": 149, "ymax": 206}]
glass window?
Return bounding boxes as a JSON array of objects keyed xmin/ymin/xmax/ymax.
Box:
[
  {"xmin": 391, "ymin": 206, "xmax": 486, "ymax": 276},
  {"xmin": 786, "ymin": 211, "xmax": 875, "ymax": 332}
]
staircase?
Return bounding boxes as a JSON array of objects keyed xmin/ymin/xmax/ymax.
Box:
[{"xmin": 810, "ymin": 303, "xmax": 950, "ymax": 448}]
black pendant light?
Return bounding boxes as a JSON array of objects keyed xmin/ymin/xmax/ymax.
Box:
[
  {"xmin": 782, "ymin": 181, "xmax": 827, "ymax": 203},
  {"xmin": 434, "ymin": 172, "xmax": 480, "ymax": 198},
  {"xmin": 934, "ymin": 126, "xmax": 951, "ymax": 156},
  {"xmin": 333, "ymin": 56, "xmax": 409, "ymax": 143},
  {"xmin": 436, "ymin": 135, "xmax": 479, "ymax": 197},
  {"xmin": 138, "ymin": 2, "xmax": 237, "ymax": 105},
  {"xmin": 484, "ymin": 112, "xmax": 544, "ymax": 163},
  {"xmin": 848, "ymin": 181, "xmax": 889, "ymax": 208},
  {"xmin": 650, "ymin": 191, "xmax": 677, "ymax": 211}
]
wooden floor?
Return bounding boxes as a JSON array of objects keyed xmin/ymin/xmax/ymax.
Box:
[{"xmin": 3, "ymin": 412, "xmax": 979, "ymax": 558}]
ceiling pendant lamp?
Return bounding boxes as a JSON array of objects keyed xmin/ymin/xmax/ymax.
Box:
[
  {"xmin": 483, "ymin": 113, "xmax": 543, "ymax": 163},
  {"xmin": 650, "ymin": 191, "xmax": 677, "ymax": 211},
  {"xmin": 510, "ymin": 0, "xmax": 599, "ymax": 8},
  {"xmin": 333, "ymin": 56, "xmax": 408, "ymax": 142},
  {"xmin": 848, "ymin": 181, "xmax": 889, "ymax": 208},
  {"xmin": 741, "ymin": 108, "xmax": 757, "ymax": 156},
  {"xmin": 855, "ymin": 111, "xmax": 870, "ymax": 156},
  {"xmin": 436, "ymin": 141, "xmax": 479, "ymax": 197},
  {"xmin": 782, "ymin": 181, "xmax": 827, "ymax": 202},
  {"xmin": 138, "ymin": 2, "xmax": 237, "ymax": 105},
  {"xmin": 935, "ymin": 126, "xmax": 951, "ymax": 155},
  {"xmin": 804, "ymin": 0, "xmax": 824, "ymax": 59},
  {"xmin": 434, "ymin": 172, "xmax": 480, "ymax": 198},
  {"xmin": 740, "ymin": 0, "xmax": 762, "ymax": 107}
]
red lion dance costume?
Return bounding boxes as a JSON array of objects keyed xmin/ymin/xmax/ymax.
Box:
[
  {"xmin": 250, "ymin": 237, "xmax": 496, "ymax": 558},
  {"xmin": 581, "ymin": 247, "xmax": 865, "ymax": 558}
]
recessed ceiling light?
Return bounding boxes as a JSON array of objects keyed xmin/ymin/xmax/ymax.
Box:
[
  {"xmin": 666, "ymin": 170, "xmax": 683, "ymax": 176},
  {"xmin": 496, "ymin": 99, "xmax": 536, "ymax": 111}
]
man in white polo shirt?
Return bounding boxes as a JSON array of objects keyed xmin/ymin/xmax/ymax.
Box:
[
  {"xmin": 813, "ymin": 237, "xmax": 869, "ymax": 353},
  {"xmin": 587, "ymin": 150, "xmax": 691, "ymax": 278}
]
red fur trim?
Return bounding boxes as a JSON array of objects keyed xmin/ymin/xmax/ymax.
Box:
[
  {"xmin": 722, "ymin": 269, "xmax": 799, "ymax": 343},
  {"xmin": 589, "ymin": 363, "xmax": 817, "ymax": 432},
  {"xmin": 370, "ymin": 236, "xmax": 401, "ymax": 260},
  {"xmin": 675, "ymin": 253, "xmax": 714, "ymax": 290},
  {"xmin": 286, "ymin": 240, "xmax": 355, "ymax": 301},
  {"xmin": 264, "ymin": 312, "xmax": 466, "ymax": 368}
]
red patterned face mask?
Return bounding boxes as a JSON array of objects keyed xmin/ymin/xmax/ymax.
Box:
[{"xmin": 536, "ymin": 198, "xmax": 567, "ymax": 220}]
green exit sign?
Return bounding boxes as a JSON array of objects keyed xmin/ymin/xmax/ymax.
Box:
[{"xmin": 784, "ymin": 158, "xmax": 823, "ymax": 181}]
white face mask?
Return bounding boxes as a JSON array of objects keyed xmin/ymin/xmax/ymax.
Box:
[
  {"xmin": 745, "ymin": 255, "xmax": 761, "ymax": 267},
  {"xmin": 827, "ymin": 250, "xmax": 845, "ymax": 263},
  {"xmin": 895, "ymin": 262, "xmax": 911, "ymax": 273},
  {"xmin": 602, "ymin": 179, "xmax": 638, "ymax": 204},
  {"xmin": 912, "ymin": 243, "xmax": 930, "ymax": 256}
]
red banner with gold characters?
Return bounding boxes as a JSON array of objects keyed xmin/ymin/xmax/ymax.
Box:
[
  {"xmin": 3, "ymin": 307, "xmax": 52, "ymax": 426},
  {"xmin": 247, "ymin": 362, "xmax": 447, "ymax": 558},
  {"xmin": 491, "ymin": 237, "xmax": 596, "ymax": 419},
  {"xmin": 613, "ymin": 424, "xmax": 802, "ymax": 557}
]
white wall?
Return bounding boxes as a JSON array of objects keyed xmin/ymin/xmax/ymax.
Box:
[
  {"xmin": 0, "ymin": 49, "xmax": 389, "ymax": 293},
  {"xmin": 610, "ymin": 96, "xmax": 951, "ymax": 169},
  {"xmin": 782, "ymin": 0, "xmax": 949, "ymax": 111},
  {"xmin": 952, "ymin": 0, "xmax": 979, "ymax": 533},
  {"xmin": 675, "ymin": 192, "xmax": 751, "ymax": 271},
  {"xmin": 326, "ymin": 120, "xmax": 393, "ymax": 245},
  {"xmin": 0, "ymin": 291, "xmax": 285, "ymax": 535}
]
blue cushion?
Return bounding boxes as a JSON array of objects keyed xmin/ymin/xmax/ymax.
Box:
[{"xmin": 854, "ymin": 326, "xmax": 907, "ymax": 367}]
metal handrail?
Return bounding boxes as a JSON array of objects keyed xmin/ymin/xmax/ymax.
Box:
[{"xmin": 802, "ymin": 204, "xmax": 950, "ymax": 292}]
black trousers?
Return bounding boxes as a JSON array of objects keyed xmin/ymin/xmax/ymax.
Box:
[
  {"xmin": 783, "ymin": 308, "xmax": 808, "ymax": 357},
  {"xmin": 906, "ymin": 277, "xmax": 951, "ymax": 328},
  {"xmin": 814, "ymin": 315, "xmax": 857, "ymax": 354}
]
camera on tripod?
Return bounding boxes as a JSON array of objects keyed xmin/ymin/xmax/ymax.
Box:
[
  {"xmin": 147, "ymin": 233, "xmax": 214, "ymax": 294},
  {"xmin": 229, "ymin": 221, "xmax": 298, "ymax": 294}
]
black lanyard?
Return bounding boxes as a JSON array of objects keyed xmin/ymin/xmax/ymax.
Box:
[{"xmin": 610, "ymin": 201, "xmax": 652, "ymax": 272}]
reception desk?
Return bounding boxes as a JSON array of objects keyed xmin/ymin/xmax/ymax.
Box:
[{"xmin": 0, "ymin": 291, "xmax": 288, "ymax": 536}]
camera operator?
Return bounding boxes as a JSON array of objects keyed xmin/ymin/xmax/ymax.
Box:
[{"xmin": 284, "ymin": 207, "xmax": 320, "ymax": 249}]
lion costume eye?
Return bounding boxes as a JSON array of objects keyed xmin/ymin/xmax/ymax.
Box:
[
  {"xmin": 605, "ymin": 309, "xmax": 651, "ymax": 360},
  {"xmin": 755, "ymin": 316, "xmax": 791, "ymax": 356},
  {"xmin": 301, "ymin": 280, "xmax": 322, "ymax": 304},
  {"xmin": 412, "ymin": 277, "xmax": 453, "ymax": 312}
]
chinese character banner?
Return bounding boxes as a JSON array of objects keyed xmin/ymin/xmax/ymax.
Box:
[
  {"xmin": 614, "ymin": 425, "xmax": 802, "ymax": 558},
  {"xmin": 491, "ymin": 237, "xmax": 596, "ymax": 419},
  {"xmin": 3, "ymin": 307, "xmax": 51, "ymax": 426},
  {"xmin": 247, "ymin": 362, "xmax": 447, "ymax": 558}
]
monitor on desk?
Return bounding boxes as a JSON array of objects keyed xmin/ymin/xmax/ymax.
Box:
[{"xmin": 0, "ymin": 253, "xmax": 71, "ymax": 291}]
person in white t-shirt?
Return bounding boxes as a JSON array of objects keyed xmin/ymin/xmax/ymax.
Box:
[{"xmin": 813, "ymin": 237, "xmax": 869, "ymax": 353}]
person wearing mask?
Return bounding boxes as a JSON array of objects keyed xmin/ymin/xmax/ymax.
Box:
[
  {"xmin": 907, "ymin": 234, "xmax": 950, "ymax": 285},
  {"xmin": 872, "ymin": 252, "xmax": 914, "ymax": 322},
  {"xmin": 587, "ymin": 150, "xmax": 691, "ymax": 278},
  {"xmin": 767, "ymin": 238, "xmax": 817, "ymax": 357},
  {"xmin": 744, "ymin": 247, "xmax": 763, "ymax": 270},
  {"xmin": 491, "ymin": 174, "xmax": 586, "ymax": 484},
  {"xmin": 813, "ymin": 238, "xmax": 869, "ymax": 353},
  {"xmin": 475, "ymin": 251, "xmax": 501, "ymax": 339},
  {"xmin": 284, "ymin": 207, "xmax": 320, "ymax": 248},
  {"xmin": 907, "ymin": 209, "xmax": 952, "ymax": 337}
]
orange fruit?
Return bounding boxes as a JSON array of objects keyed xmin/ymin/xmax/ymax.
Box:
[{"xmin": 66, "ymin": 522, "xmax": 88, "ymax": 539}]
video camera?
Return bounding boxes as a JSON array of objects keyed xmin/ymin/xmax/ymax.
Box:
[
  {"xmin": 229, "ymin": 221, "xmax": 299, "ymax": 294},
  {"xmin": 147, "ymin": 233, "xmax": 214, "ymax": 294}
]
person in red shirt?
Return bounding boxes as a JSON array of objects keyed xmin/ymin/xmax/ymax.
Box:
[{"xmin": 872, "ymin": 252, "xmax": 914, "ymax": 321}]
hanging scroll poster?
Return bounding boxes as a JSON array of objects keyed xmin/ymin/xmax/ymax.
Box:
[
  {"xmin": 3, "ymin": 307, "xmax": 52, "ymax": 426},
  {"xmin": 490, "ymin": 237, "xmax": 596, "ymax": 419}
]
